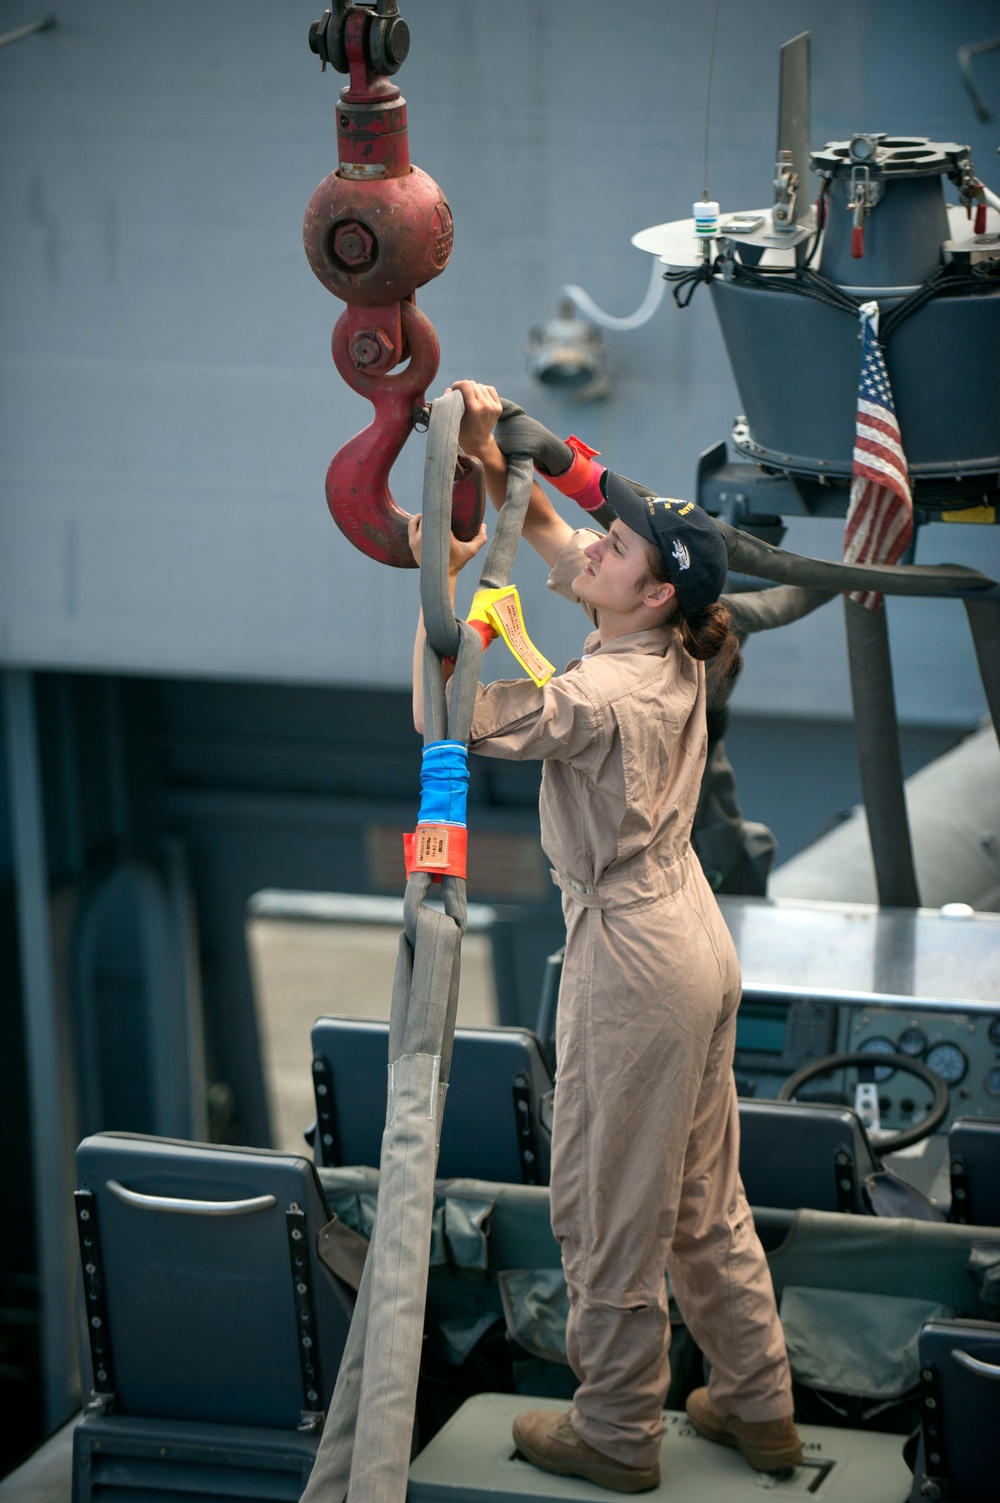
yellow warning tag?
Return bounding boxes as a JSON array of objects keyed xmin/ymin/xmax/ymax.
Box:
[
  {"xmin": 941, "ymin": 504, "xmax": 996, "ymax": 524},
  {"xmin": 489, "ymin": 593, "xmax": 555, "ymax": 685},
  {"xmin": 469, "ymin": 586, "xmax": 555, "ymax": 687},
  {"xmin": 415, "ymin": 826, "xmax": 450, "ymax": 868}
]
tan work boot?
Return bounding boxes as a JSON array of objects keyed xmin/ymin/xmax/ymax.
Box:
[
  {"xmin": 685, "ymin": 1387, "xmax": 802, "ymax": 1472},
  {"xmin": 512, "ymin": 1410, "xmax": 660, "ymax": 1494}
]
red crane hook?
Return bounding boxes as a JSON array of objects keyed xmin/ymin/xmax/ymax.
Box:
[
  {"xmin": 305, "ymin": 3, "xmax": 484, "ymax": 567},
  {"xmin": 328, "ymin": 300, "xmax": 484, "ymax": 566}
]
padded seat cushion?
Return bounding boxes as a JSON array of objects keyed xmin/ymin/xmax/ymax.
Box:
[{"xmin": 780, "ymin": 1286, "xmax": 954, "ymax": 1398}]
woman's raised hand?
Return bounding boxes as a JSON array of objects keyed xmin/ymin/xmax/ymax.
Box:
[
  {"xmin": 408, "ymin": 513, "xmax": 489, "ymax": 577},
  {"xmin": 450, "ymin": 380, "xmax": 503, "ymax": 460}
]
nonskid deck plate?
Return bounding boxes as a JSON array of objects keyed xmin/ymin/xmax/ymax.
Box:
[{"xmin": 407, "ymin": 1394, "xmax": 912, "ymax": 1503}]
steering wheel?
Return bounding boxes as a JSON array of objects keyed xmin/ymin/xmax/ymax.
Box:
[{"xmin": 776, "ymin": 1050, "xmax": 951, "ymax": 1154}]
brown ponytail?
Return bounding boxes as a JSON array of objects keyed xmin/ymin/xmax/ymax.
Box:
[
  {"xmin": 644, "ymin": 544, "xmax": 743, "ymax": 689},
  {"xmin": 680, "ymin": 600, "xmax": 743, "ymax": 694},
  {"xmin": 681, "ymin": 598, "xmax": 739, "ymax": 662}
]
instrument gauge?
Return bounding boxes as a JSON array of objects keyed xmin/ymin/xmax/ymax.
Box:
[
  {"xmin": 858, "ymin": 1036, "xmax": 897, "ymax": 1082},
  {"xmin": 896, "ymin": 1026, "xmax": 928, "ymax": 1058},
  {"xmin": 925, "ymin": 1041, "xmax": 968, "ymax": 1086},
  {"xmin": 986, "ymin": 1067, "xmax": 1000, "ymax": 1098},
  {"xmin": 989, "ymin": 1017, "xmax": 1000, "ymax": 1048}
]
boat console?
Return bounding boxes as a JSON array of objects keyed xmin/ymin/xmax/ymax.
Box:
[
  {"xmin": 726, "ymin": 898, "xmax": 1000, "ymax": 1129},
  {"xmin": 723, "ymin": 897, "xmax": 1000, "ymax": 1213}
]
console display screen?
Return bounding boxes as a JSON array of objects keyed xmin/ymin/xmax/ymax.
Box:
[{"xmin": 735, "ymin": 1001, "xmax": 788, "ymax": 1055}]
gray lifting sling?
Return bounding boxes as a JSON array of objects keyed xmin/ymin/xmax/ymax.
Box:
[{"xmin": 299, "ymin": 387, "xmax": 535, "ymax": 1503}]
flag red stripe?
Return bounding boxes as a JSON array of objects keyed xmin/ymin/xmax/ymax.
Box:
[
  {"xmin": 852, "ymin": 461, "xmax": 911, "ymax": 505},
  {"xmin": 855, "ymin": 419, "xmax": 906, "ymax": 451},
  {"xmin": 861, "ymin": 498, "xmax": 909, "ymax": 563},
  {"xmin": 855, "ymin": 431, "xmax": 907, "ymax": 472},
  {"xmin": 870, "ymin": 503, "xmax": 909, "ymax": 562},
  {"xmin": 856, "ymin": 405, "xmax": 903, "ymax": 444},
  {"xmin": 853, "ymin": 451, "xmax": 909, "ymax": 494},
  {"xmin": 843, "ymin": 316, "xmax": 913, "ymax": 609}
]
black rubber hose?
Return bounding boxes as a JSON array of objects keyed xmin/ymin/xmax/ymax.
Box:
[
  {"xmin": 716, "ymin": 520, "xmax": 998, "ymax": 599},
  {"xmin": 491, "ymin": 400, "xmax": 1000, "ymax": 601},
  {"xmin": 494, "ymin": 399, "xmax": 574, "ymax": 477},
  {"xmin": 725, "ymin": 585, "xmax": 836, "ymax": 635},
  {"xmin": 494, "ymin": 399, "xmax": 619, "ymax": 531}
]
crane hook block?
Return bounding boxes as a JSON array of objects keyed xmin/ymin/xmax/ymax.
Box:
[
  {"xmin": 327, "ymin": 302, "xmax": 485, "ymax": 567},
  {"xmin": 306, "ymin": 1, "xmax": 472, "ymax": 565}
]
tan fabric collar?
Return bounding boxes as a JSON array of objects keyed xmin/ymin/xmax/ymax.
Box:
[{"xmin": 579, "ymin": 624, "xmax": 676, "ymax": 661}]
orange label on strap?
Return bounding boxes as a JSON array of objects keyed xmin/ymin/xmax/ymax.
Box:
[
  {"xmin": 416, "ymin": 825, "xmax": 451, "ymax": 867},
  {"xmin": 404, "ymin": 824, "xmax": 468, "ymax": 881}
]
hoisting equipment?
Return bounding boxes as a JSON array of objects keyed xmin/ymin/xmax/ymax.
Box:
[
  {"xmin": 299, "ymin": 16, "xmax": 1000, "ymax": 1503},
  {"xmin": 299, "ymin": 10, "xmax": 537, "ymax": 1502},
  {"xmin": 304, "ymin": 1, "xmax": 484, "ymax": 566}
]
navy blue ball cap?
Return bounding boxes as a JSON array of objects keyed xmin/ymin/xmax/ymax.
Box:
[{"xmin": 601, "ymin": 470, "xmax": 728, "ymax": 616}]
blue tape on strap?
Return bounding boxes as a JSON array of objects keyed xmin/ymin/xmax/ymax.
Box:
[{"xmin": 418, "ymin": 740, "xmax": 470, "ymax": 828}]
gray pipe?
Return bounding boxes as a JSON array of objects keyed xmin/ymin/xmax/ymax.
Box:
[
  {"xmin": 844, "ymin": 597, "xmax": 920, "ymax": 909},
  {"xmin": 965, "ymin": 599, "xmax": 1000, "ymax": 757}
]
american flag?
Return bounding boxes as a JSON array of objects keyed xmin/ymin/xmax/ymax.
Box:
[{"xmin": 842, "ymin": 302, "xmax": 913, "ymax": 610}]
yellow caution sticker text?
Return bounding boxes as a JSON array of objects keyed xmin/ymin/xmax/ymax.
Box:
[{"xmin": 468, "ymin": 586, "xmax": 555, "ymax": 687}]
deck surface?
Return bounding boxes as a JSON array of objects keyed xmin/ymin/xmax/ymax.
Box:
[
  {"xmin": 0, "ymin": 1418, "xmax": 77, "ymax": 1503},
  {"xmin": 408, "ymin": 1395, "xmax": 914, "ymax": 1503}
]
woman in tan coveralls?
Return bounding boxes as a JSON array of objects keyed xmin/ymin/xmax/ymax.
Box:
[{"xmin": 411, "ymin": 382, "xmax": 801, "ymax": 1493}]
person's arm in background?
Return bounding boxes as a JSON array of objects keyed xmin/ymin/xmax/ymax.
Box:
[
  {"xmin": 409, "ymin": 512, "xmax": 488, "ymax": 736},
  {"xmin": 450, "ymin": 380, "xmax": 573, "ymax": 567}
]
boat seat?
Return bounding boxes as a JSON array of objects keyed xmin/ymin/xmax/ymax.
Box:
[
  {"xmin": 911, "ymin": 1319, "xmax": 1000, "ymax": 1503},
  {"xmin": 71, "ymin": 1132, "xmax": 353, "ymax": 1502},
  {"xmin": 319, "ymin": 1163, "xmax": 1000, "ymax": 1437},
  {"xmin": 948, "ymin": 1117, "xmax": 1000, "ymax": 1226},
  {"xmin": 738, "ymin": 1098, "xmax": 880, "ymax": 1214},
  {"xmin": 311, "ymin": 1017, "xmax": 553, "ymax": 1184}
]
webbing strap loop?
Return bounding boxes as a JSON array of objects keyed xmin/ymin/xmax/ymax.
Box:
[{"xmin": 304, "ymin": 386, "xmax": 538, "ymax": 1503}]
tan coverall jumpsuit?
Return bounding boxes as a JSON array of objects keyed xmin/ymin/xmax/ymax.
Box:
[{"xmin": 468, "ymin": 531, "xmax": 793, "ymax": 1470}]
